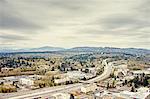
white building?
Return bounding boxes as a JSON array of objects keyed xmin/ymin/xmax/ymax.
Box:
[
  {"xmin": 123, "ymin": 76, "xmax": 134, "ymax": 81},
  {"xmin": 114, "ymin": 88, "xmax": 150, "ymax": 99},
  {"xmin": 54, "ymin": 77, "xmax": 70, "ymax": 84},
  {"xmin": 137, "ymin": 87, "xmax": 150, "ymax": 93},
  {"xmin": 19, "ymin": 78, "xmax": 34, "ymax": 86},
  {"xmin": 3, "ymin": 76, "xmax": 19, "ymax": 82},
  {"xmin": 81, "ymin": 83, "xmax": 97, "ymax": 93},
  {"xmin": 147, "ymin": 68, "xmax": 150, "ymax": 71},
  {"xmin": 131, "ymin": 70, "xmax": 150, "ymax": 76},
  {"xmin": 66, "ymin": 71, "xmax": 94, "ymax": 80},
  {"xmin": 51, "ymin": 93, "xmax": 70, "ymax": 99},
  {"xmin": 66, "ymin": 71, "xmax": 86, "ymax": 79}
]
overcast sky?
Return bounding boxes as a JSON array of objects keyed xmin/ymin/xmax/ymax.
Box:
[{"xmin": 0, "ymin": 0, "xmax": 150, "ymax": 49}]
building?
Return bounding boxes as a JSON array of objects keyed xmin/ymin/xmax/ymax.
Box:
[
  {"xmin": 60, "ymin": 63, "xmax": 71, "ymax": 71},
  {"xmin": 137, "ymin": 87, "xmax": 150, "ymax": 93},
  {"xmin": 3, "ymin": 76, "xmax": 19, "ymax": 82},
  {"xmin": 113, "ymin": 89, "xmax": 150, "ymax": 99},
  {"xmin": 114, "ymin": 68, "xmax": 129, "ymax": 78},
  {"xmin": 81, "ymin": 83, "xmax": 97, "ymax": 93},
  {"xmin": 131, "ymin": 70, "xmax": 150, "ymax": 76},
  {"xmin": 1, "ymin": 67, "xmax": 13, "ymax": 73},
  {"xmin": 54, "ymin": 77, "xmax": 70, "ymax": 84},
  {"xmin": 3, "ymin": 76, "xmax": 19, "ymax": 85},
  {"xmin": 67, "ymin": 71, "xmax": 86, "ymax": 80},
  {"xmin": 114, "ymin": 70, "xmax": 124, "ymax": 78},
  {"xmin": 123, "ymin": 76, "xmax": 134, "ymax": 81},
  {"xmin": 101, "ymin": 94, "xmax": 115, "ymax": 99},
  {"xmin": 116, "ymin": 81, "xmax": 124, "ymax": 87},
  {"xmin": 19, "ymin": 78, "xmax": 34, "ymax": 86},
  {"xmin": 51, "ymin": 93, "xmax": 70, "ymax": 99},
  {"xmin": 37, "ymin": 65, "xmax": 50, "ymax": 71},
  {"xmin": 66, "ymin": 71, "xmax": 94, "ymax": 80},
  {"xmin": 0, "ymin": 79, "xmax": 5, "ymax": 85},
  {"xmin": 86, "ymin": 67, "xmax": 97, "ymax": 75},
  {"xmin": 94, "ymin": 91, "xmax": 117, "ymax": 99},
  {"xmin": 113, "ymin": 64, "xmax": 128, "ymax": 69}
]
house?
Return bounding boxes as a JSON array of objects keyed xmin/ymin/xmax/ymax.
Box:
[
  {"xmin": 81, "ymin": 83, "xmax": 97, "ymax": 93},
  {"xmin": 0, "ymin": 79, "xmax": 5, "ymax": 85},
  {"xmin": 116, "ymin": 81, "xmax": 124, "ymax": 87},
  {"xmin": 1, "ymin": 67, "xmax": 13, "ymax": 73},
  {"xmin": 131, "ymin": 70, "xmax": 150, "ymax": 76},
  {"xmin": 86, "ymin": 67, "xmax": 97, "ymax": 75},
  {"xmin": 114, "ymin": 68, "xmax": 128, "ymax": 78},
  {"xmin": 60, "ymin": 63, "xmax": 71, "ymax": 71},
  {"xmin": 37, "ymin": 65, "xmax": 50, "ymax": 71},
  {"xmin": 114, "ymin": 70, "xmax": 124, "ymax": 78},
  {"xmin": 28, "ymin": 75, "xmax": 44, "ymax": 80}
]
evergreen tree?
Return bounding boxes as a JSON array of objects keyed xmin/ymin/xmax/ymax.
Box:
[
  {"xmin": 131, "ymin": 86, "xmax": 135, "ymax": 92},
  {"xmin": 143, "ymin": 76, "xmax": 149, "ymax": 87}
]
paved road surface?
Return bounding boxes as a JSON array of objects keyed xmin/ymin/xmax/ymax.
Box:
[
  {"xmin": 10, "ymin": 83, "xmax": 82, "ymax": 99},
  {"xmin": 83, "ymin": 59, "xmax": 113, "ymax": 83}
]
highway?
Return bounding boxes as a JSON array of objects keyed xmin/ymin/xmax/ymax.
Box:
[
  {"xmin": 83, "ymin": 59, "xmax": 113, "ymax": 83},
  {"xmin": 0, "ymin": 59, "xmax": 113, "ymax": 99},
  {"xmin": 0, "ymin": 83, "xmax": 82, "ymax": 99},
  {"xmin": 10, "ymin": 84, "xmax": 82, "ymax": 99}
]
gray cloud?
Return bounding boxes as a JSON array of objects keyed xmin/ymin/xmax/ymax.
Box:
[
  {"xmin": 0, "ymin": 0, "xmax": 149, "ymax": 49},
  {"xmin": 136, "ymin": 0, "xmax": 150, "ymax": 17},
  {"xmin": 96, "ymin": 0, "xmax": 150, "ymax": 31},
  {"xmin": 45, "ymin": 0, "xmax": 86, "ymax": 11},
  {"xmin": 0, "ymin": 14, "xmax": 41, "ymax": 31},
  {"xmin": 21, "ymin": 0, "xmax": 95, "ymax": 11},
  {"xmin": 0, "ymin": 0, "xmax": 5, "ymax": 3},
  {"xmin": 100, "ymin": 15, "xmax": 149, "ymax": 30},
  {"xmin": 0, "ymin": 0, "xmax": 42, "ymax": 32},
  {"xmin": 0, "ymin": 34, "xmax": 30, "ymax": 41}
]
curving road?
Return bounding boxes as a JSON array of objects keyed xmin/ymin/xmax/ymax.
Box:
[
  {"xmin": 1, "ymin": 59, "xmax": 113, "ymax": 99},
  {"xmin": 83, "ymin": 59, "xmax": 113, "ymax": 83}
]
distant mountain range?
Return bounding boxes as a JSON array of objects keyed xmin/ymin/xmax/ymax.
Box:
[
  {"xmin": 0, "ymin": 46, "xmax": 150, "ymax": 55},
  {"xmin": 68, "ymin": 47, "xmax": 150, "ymax": 55},
  {"xmin": 24, "ymin": 46, "xmax": 65, "ymax": 52},
  {"xmin": 0, "ymin": 46, "xmax": 65, "ymax": 53}
]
